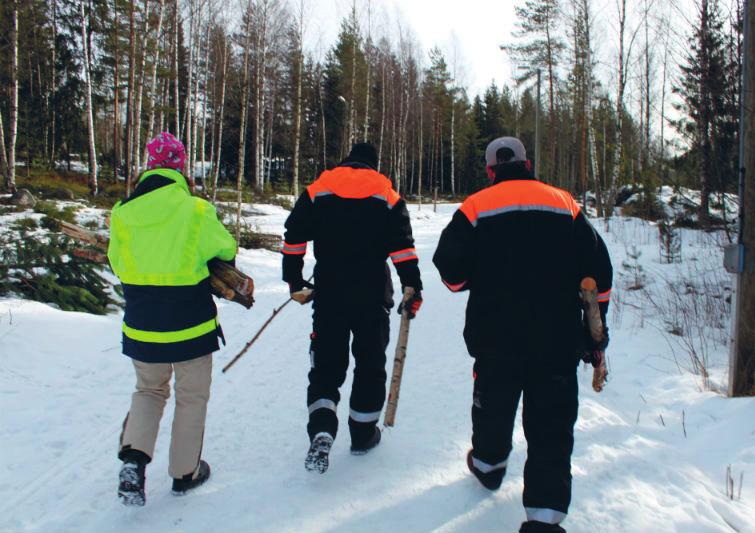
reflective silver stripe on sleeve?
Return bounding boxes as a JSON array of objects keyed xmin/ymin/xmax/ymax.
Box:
[
  {"xmin": 308, "ymin": 399, "xmax": 337, "ymax": 414},
  {"xmin": 349, "ymin": 408, "xmax": 382, "ymax": 423},
  {"xmin": 471, "ymin": 456, "xmax": 508, "ymax": 474},
  {"xmin": 524, "ymin": 508, "xmax": 567, "ymax": 525},
  {"xmin": 314, "ymin": 191, "xmax": 334, "ymax": 199},
  {"xmin": 390, "ymin": 251, "xmax": 417, "ymax": 262},
  {"xmin": 283, "ymin": 244, "xmax": 307, "ymax": 253},
  {"xmin": 476, "ymin": 204, "xmax": 574, "ymax": 222}
]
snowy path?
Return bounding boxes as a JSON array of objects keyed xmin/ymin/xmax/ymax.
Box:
[{"xmin": 1, "ymin": 204, "xmax": 753, "ymax": 533}]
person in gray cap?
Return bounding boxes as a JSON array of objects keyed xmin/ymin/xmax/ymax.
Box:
[{"xmin": 433, "ymin": 136, "xmax": 613, "ymax": 533}]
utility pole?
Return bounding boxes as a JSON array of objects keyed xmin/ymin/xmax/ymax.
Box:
[{"xmin": 726, "ymin": 0, "xmax": 754, "ymax": 397}]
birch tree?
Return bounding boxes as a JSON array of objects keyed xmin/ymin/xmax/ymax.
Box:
[
  {"xmin": 80, "ymin": 0, "xmax": 98, "ymax": 195},
  {"xmin": 6, "ymin": 0, "xmax": 19, "ymax": 193},
  {"xmin": 236, "ymin": 3, "xmax": 254, "ymax": 241},
  {"xmin": 606, "ymin": 0, "xmax": 641, "ymax": 216},
  {"xmin": 291, "ymin": 0, "xmax": 306, "ymax": 198}
]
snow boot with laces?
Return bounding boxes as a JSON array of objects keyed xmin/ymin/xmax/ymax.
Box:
[
  {"xmin": 305, "ymin": 432, "xmax": 334, "ymax": 473},
  {"xmin": 118, "ymin": 449, "xmax": 149, "ymax": 506}
]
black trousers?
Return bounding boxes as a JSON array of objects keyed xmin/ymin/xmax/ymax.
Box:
[
  {"xmin": 307, "ymin": 302, "xmax": 390, "ymax": 444},
  {"xmin": 471, "ymin": 356, "xmax": 578, "ymax": 524}
]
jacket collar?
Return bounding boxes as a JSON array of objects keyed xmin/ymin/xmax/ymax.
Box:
[{"xmin": 137, "ymin": 168, "xmax": 190, "ymax": 194}]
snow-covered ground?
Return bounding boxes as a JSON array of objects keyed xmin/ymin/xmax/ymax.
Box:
[{"xmin": 1, "ymin": 203, "xmax": 754, "ymax": 533}]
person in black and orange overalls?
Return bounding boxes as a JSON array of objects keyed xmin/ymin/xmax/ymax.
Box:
[
  {"xmin": 282, "ymin": 143, "xmax": 423, "ymax": 474},
  {"xmin": 433, "ymin": 137, "xmax": 613, "ymax": 533}
]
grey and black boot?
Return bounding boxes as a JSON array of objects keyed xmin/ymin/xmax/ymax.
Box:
[
  {"xmin": 118, "ymin": 449, "xmax": 149, "ymax": 506},
  {"xmin": 305, "ymin": 432, "xmax": 334, "ymax": 473},
  {"xmin": 466, "ymin": 449, "xmax": 506, "ymax": 490},
  {"xmin": 172, "ymin": 460, "xmax": 211, "ymax": 495}
]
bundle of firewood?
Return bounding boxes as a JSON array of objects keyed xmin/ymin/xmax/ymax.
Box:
[{"xmin": 60, "ymin": 221, "xmax": 255, "ymax": 309}]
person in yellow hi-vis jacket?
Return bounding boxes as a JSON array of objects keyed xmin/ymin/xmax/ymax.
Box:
[{"xmin": 108, "ymin": 132, "xmax": 236, "ymax": 506}]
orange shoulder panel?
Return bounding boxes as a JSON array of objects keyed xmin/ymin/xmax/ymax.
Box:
[
  {"xmin": 459, "ymin": 180, "xmax": 580, "ymax": 225},
  {"xmin": 307, "ymin": 167, "xmax": 399, "ymax": 206}
]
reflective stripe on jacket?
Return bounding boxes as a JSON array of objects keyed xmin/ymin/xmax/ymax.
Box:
[
  {"xmin": 433, "ymin": 178, "xmax": 613, "ymax": 369},
  {"xmin": 282, "ymin": 164, "xmax": 422, "ymax": 308}
]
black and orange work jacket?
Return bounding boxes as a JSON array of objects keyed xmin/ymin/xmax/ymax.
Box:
[
  {"xmin": 433, "ymin": 177, "xmax": 612, "ymax": 370},
  {"xmin": 282, "ymin": 163, "xmax": 422, "ymax": 309}
]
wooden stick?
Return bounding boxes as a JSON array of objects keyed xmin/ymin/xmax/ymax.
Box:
[
  {"xmin": 580, "ymin": 277, "xmax": 608, "ymax": 393},
  {"xmin": 384, "ymin": 308, "xmax": 412, "ymax": 427},
  {"xmin": 222, "ymin": 295, "xmax": 294, "ymax": 373},
  {"xmin": 222, "ymin": 274, "xmax": 314, "ymax": 373}
]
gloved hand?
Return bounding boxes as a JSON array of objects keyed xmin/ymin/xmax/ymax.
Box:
[
  {"xmin": 397, "ymin": 287, "xmax": 422, "ymax": 319},
  {"xmin": 289, "ymin": 280, "xmax": 315, "ymax": 305}
]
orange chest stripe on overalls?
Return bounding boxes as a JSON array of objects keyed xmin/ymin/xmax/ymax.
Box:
[
  {"xmin": 459, "ymin": 180, "xmax": 581, "ymax": 226},
  {"xmin": 306, "ymin": 167, "xmax": 400, "ymax": 207}
]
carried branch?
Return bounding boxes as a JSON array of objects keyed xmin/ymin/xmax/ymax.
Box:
[
  {"xmin": 59, "ymin": 221, "xmax": 255, "ymax": 309},
  {"xmin": 580, "ymin": 277, "xmax": 608, "ymax": 393}
]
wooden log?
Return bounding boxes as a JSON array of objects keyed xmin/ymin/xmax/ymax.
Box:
[
  {"xmin": 580, "ymin": 277, "xmax": 608, "ymax": 393},
  {"xmin": 61, "ymin": 221, "xmax": 255, "ymax": 309},
  {"xmin": 72, "ymin": 247, "xmax": 107, "ymax": 264}
]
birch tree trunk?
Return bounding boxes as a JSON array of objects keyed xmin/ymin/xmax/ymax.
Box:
[
  {"xmin": 291, "ymin": 0, "xmax": 304, "ymax": 197},
  {"xmin": 362, "ymin": 0, "xmax": 372, "ymax": 141},
  {"xmin": 112, "ymin": 0, "xmax": 120, "ymax": 183},
  {"xmin": 6, "ymin": 0, "xmax": 19, "ymax": 193},
  {"xmin": 377, "ymin": 59, "xmax": 386, "ymax": 172},
  {"xmin": 131, "ymin": 0, "xmax": 153, "ymax": 180},
  {"xmin": 142, "ymin": 0, "xmax": 166, "ymax": 168},
  {"xmin": 347, "ymin": 0, "xmax": 357, "ymax": 148},
  {"xmin": 581, "ymin": 0, "xmax": 602, "ymax": 216},
  {"xmin": 0, "ymin": 110, "xmax": 8, "ymax": 181},
  {"xmin": 318, "ymin": 64, "xmax": 327, "ymax": 171},
  {"xmin": 125, "ymin": 0, "xmax": 136, "ymax": 193},
  {"xmin": 80, "ymin": 0, "xmax": 98, "ymax": 195},
  {"xmin": 212, "ymin": 40, "xmax": 229, "ymax": 203},
  {"xmin": 173, "ymin": 0, "xmax": 180, "ymax": 136},
  {"xmin": 182, "ymin": 2, "xmax": 197, "ymax": 175},
  {"xmin": 607, "ymin": 0, "xmax": 628, "ymax": 217},
  {"xmin": 236, "ymin": 7, "xmax": 253, "ymax": 242},
  {"xmin": 418, "ymin": 93, "xmax": 423, "ymax": 206},
  {"xmin": 50, "ymin": 0, "xmax": 58, "ymax": 169},
  {"xmin": 450, "ymin": 96, "xmax": 455, "ymax": 195},
  {"xmin": 199, "ymin": 18, "xmax": 211, "ymax": 189}
]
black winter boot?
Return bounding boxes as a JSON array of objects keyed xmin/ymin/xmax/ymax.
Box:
[
  {"xmin": 350, "ymin": 426, "xmax": 381, "ymax": 455},
  {"xmin": 172, "ymin": 460, "xmax": 211, "ymax": 495},
  {"xmin": 305, "ymin": 433, "xmax": 334, "ymax": 473},
  {"xmin": 519, "ymin": 521, "xmax": 566, "ymax": 533},
  {"xmin": 118, "ymin": 449, "xmax": 149, "ymax": 506},
  {"xmin": 466, "ymin": 449, "xmax": 505, "ymax": 490}
]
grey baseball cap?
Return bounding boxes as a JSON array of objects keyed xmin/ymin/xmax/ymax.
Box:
[{"xmin": 485, "ymin": 137, "xmax": 527, "ymax": 167}]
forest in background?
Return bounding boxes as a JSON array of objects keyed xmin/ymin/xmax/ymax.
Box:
[{"xmin": 0, "ymin": 0, "xmax": 745, "ymax": 226}]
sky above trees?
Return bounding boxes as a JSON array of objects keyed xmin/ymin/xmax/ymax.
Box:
[{"xmin": 303, "ymin": 0, "xmax": 706, "ymax": 97}]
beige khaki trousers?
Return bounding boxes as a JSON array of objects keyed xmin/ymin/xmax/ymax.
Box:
[{"xmin": 119, "ymin": 354, "xmax": 212, "ymax": 479}]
